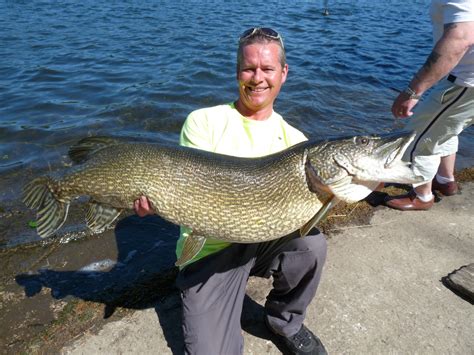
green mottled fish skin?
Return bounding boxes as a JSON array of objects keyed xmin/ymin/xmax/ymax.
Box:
[
  {"xmin": 23, "ymin": 132, "xmax": 421, "ymax": 240},
  {"xmin": 28, "ymin": 140, "xmax": 324, "ymax": 241}
]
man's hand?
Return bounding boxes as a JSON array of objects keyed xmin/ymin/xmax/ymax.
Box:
[
  {"xmin": 391, "ymin": 93, "xmax": 419, "ymax": 119},
  {"xmin": 134, "ymin": 196, "xmax": 155, "ymax": 217},
  {"xmin": 392, "ymin": 21, "xmax": 474, "ymax": 119}
]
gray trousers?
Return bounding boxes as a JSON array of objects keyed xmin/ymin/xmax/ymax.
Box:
[{"xmin": 175, "ymin": 230, "xmax": 327, "ymax": 355}]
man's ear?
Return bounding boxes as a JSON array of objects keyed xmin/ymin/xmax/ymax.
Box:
[{"xmin": 281, "ymin": 64, "xmax": 289, "ymax": 84}]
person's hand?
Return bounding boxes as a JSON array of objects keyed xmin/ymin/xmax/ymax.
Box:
[
  {"xmin": 133, "ymin": 195, "xmax": 155, "ymax": 217},
  {"xmin": 391, "ymin": 92, "xmax": 419, "ymax": 118}
]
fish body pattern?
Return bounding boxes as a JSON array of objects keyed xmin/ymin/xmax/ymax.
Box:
[
  {"xmin": 23, "ymin": 132, "xmax": 422, "ymax": 265},
  {"xmin": 24, "ymin": 138, "xmax": 322, "ymax": 242}
]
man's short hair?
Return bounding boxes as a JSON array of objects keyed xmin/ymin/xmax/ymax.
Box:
[{"xmin": 237, "ymin": 34, "xmax": 286, "ymax": 72}]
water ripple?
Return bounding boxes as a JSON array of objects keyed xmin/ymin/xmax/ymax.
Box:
[{"xmin": 1, "ymin": 0, "xmax": 473, "ymax": 248}]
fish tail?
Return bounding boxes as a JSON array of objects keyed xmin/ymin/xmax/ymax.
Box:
[{"xmin": 22, "ymin": 177, "xmax": 70, "ymax": 238}]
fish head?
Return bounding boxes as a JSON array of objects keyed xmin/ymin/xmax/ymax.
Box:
[{"xmin": 305, "ymin": 131, "xmax": 423, "ymax": 203}]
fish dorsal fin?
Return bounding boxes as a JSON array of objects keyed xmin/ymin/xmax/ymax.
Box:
[
  {"xmin": 329, "ymin": 178, "xmax": 379, "ymax": 203},
  {"xmin": 86, "ymin": 201, "xmax": 122, "ymax": 233},
  {"xmin": 300, "ymin": 195, "xmax": 339, "ymax": 237},
  {"xmin": 175, "ymin": 234, "xmax": 207, "ymax": 267},
  {"xmin": 69, "ymin": 136, "xmax": 122, "ymax": 163}
]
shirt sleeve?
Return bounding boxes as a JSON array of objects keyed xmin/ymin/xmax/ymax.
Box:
[
  {"xmin": 282, "ymin": 120, "xmax": 308, "ymax": 146},
  {"xmin": 289, "ymin": 128, "xmax": 308, "ymax": 145},
  {"xmin": 443, "ymin": 0, "xmax": 474, "ymax": 23},
  {"xmin": 179, "ymin": 109, "xmax": 214, "ymax": 151}
]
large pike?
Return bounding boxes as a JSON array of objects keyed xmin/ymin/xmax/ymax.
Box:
[{"xmin": 23, "ymin": 132, "xmax": 422, "ymax": 266}]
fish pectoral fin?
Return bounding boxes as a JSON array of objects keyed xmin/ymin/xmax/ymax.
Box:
[
  {"xmin": 86, "ymin": 201, "xmax": 122, "ymax": 233},
  {"xmin": 300, "ymin": 196, "xmax": 339, "ymax": 237},
  {"xmin": 305, "ymin": 159, "xmax": 333, "ymax": 195},
  {"xmin": 175, "ymin": 234, "xmax": 207, "ymax": 267}
]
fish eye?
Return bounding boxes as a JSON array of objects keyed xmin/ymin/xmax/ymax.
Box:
[{"xmin": 356, "ymin": 137, "xmax": 370, "ymax": 145}]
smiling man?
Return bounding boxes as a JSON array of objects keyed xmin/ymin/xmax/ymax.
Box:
[
  {"xmin": 235, "ymin": 31, "xmax": 288, "ymax": 119},
  {"xmin": 177, "ymin": 28, "xmax": 304, "ymax": 158},
  {"xmin": 134, "ymin": 28, "xmax": 328, "ymax": 355}
]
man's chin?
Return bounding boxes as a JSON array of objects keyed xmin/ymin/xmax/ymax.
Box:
[{"xmin": 246, "ymin": 95, "xmax": 270, "ymax": 107}]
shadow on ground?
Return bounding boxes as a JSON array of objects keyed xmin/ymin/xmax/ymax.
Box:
[
  {"xmin": 13, "ymin": 214, "xmax": 303, "ymax": 354},
  {"xmin": 16, "ymin": 215, "xmax": 179, "ymax": 318}
]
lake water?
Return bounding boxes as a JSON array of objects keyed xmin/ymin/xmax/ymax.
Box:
[{"xmin": 1, "ymin": 0, "xmax": 472, "ymax": 248}]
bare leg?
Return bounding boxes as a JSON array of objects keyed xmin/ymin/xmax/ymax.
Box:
[
  {"xmin": 437, "ymin": 153, "xmax": 456, "ymax": 180},
  {"xmin": 414, "ymin": 182, "xmax": 432, "ymax": 196},
  {"xmin": 414, "ymin": 154, "xmax": 456, "ymax": 196}
]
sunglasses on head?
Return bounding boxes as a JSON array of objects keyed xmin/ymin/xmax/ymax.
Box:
[{"xmin": 239, "ymin": 27, "xmax": 284, "ymax": 48}]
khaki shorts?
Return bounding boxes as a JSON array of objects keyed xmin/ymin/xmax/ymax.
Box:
[{"xmin": 402, "ymin": 79, "xmax": 474, "ymax": 183}]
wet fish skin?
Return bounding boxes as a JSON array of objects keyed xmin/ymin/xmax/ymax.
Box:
[
  {"xmin": 23, "ymin": 132, "xmax": 421, "ymax": 252},
  {"xmin": 24, "ymin": 138, "xmax": 321, "ymax": 242}
]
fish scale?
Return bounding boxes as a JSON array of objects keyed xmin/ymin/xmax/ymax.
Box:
[{"xmin": 23, "ymin": 133, "xmax": 422, "ymax": 265}]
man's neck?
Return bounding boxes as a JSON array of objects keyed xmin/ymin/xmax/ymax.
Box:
[{"xmin": 234, "ymin": 101, "xmax": 273, "ymax": 121}]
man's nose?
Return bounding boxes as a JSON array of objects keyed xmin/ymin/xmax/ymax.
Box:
[{"xmin": 252, "ymin": 68, "xmax": 263, "ymax": 82}]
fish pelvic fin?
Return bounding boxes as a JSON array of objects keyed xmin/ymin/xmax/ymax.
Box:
[
  {"xmin": 86, "ymin": 201, "xmax": 122, "ymax": 233},
  {"xmin": 300, "ymin": 195, "xmax": 339, "ymax": 237},
  {"xmin": 22, "ymin": 177, "xmax": 69, "ymax": 238},
  {"xmin": 68, "ymin": 136, "xmax": 122, "ymax": 163},
  {"xmin": 175, "ymin": 234, "xmax": 207, "ymax": 267}
]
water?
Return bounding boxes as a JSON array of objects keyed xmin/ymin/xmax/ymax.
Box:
[{"xmin": 1, "ymin": 0, "xmax": 472, "ymax": 248}]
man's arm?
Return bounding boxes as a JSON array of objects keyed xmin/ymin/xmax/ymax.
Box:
[{"xmin": 392, "ymin": 21, "xmax": 474, "ymax": 118}]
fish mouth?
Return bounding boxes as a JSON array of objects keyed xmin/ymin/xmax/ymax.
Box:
[{"xmin": 376, "ymin": 131, "xmax": 416, "ymax": 168}]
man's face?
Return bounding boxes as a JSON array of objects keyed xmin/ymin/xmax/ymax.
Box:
[{"xmin": 237, "ymin": 42, "xmax": 288, "ymax": 115}]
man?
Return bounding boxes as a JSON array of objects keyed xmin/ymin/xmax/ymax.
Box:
[
  {"xmin": 135, "ymin": 28, "xmax": 328, "ymax": 354},
  {"xmin": 385, "ymin": 0, "xmax": 474, "ymax": 211}
]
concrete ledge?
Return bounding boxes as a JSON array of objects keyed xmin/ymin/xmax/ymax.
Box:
[{"xmin": 62, "ymin": 183, "xmax": 474, "ymax": 354}]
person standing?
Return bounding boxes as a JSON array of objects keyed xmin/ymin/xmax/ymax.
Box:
[
  {"xmin": 385, "ymin": 0, "xmax": 474, "ymax": 211},
  {"xmin": 135, "ymin": 27, "xmax": 328, "ymax": 355}
]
